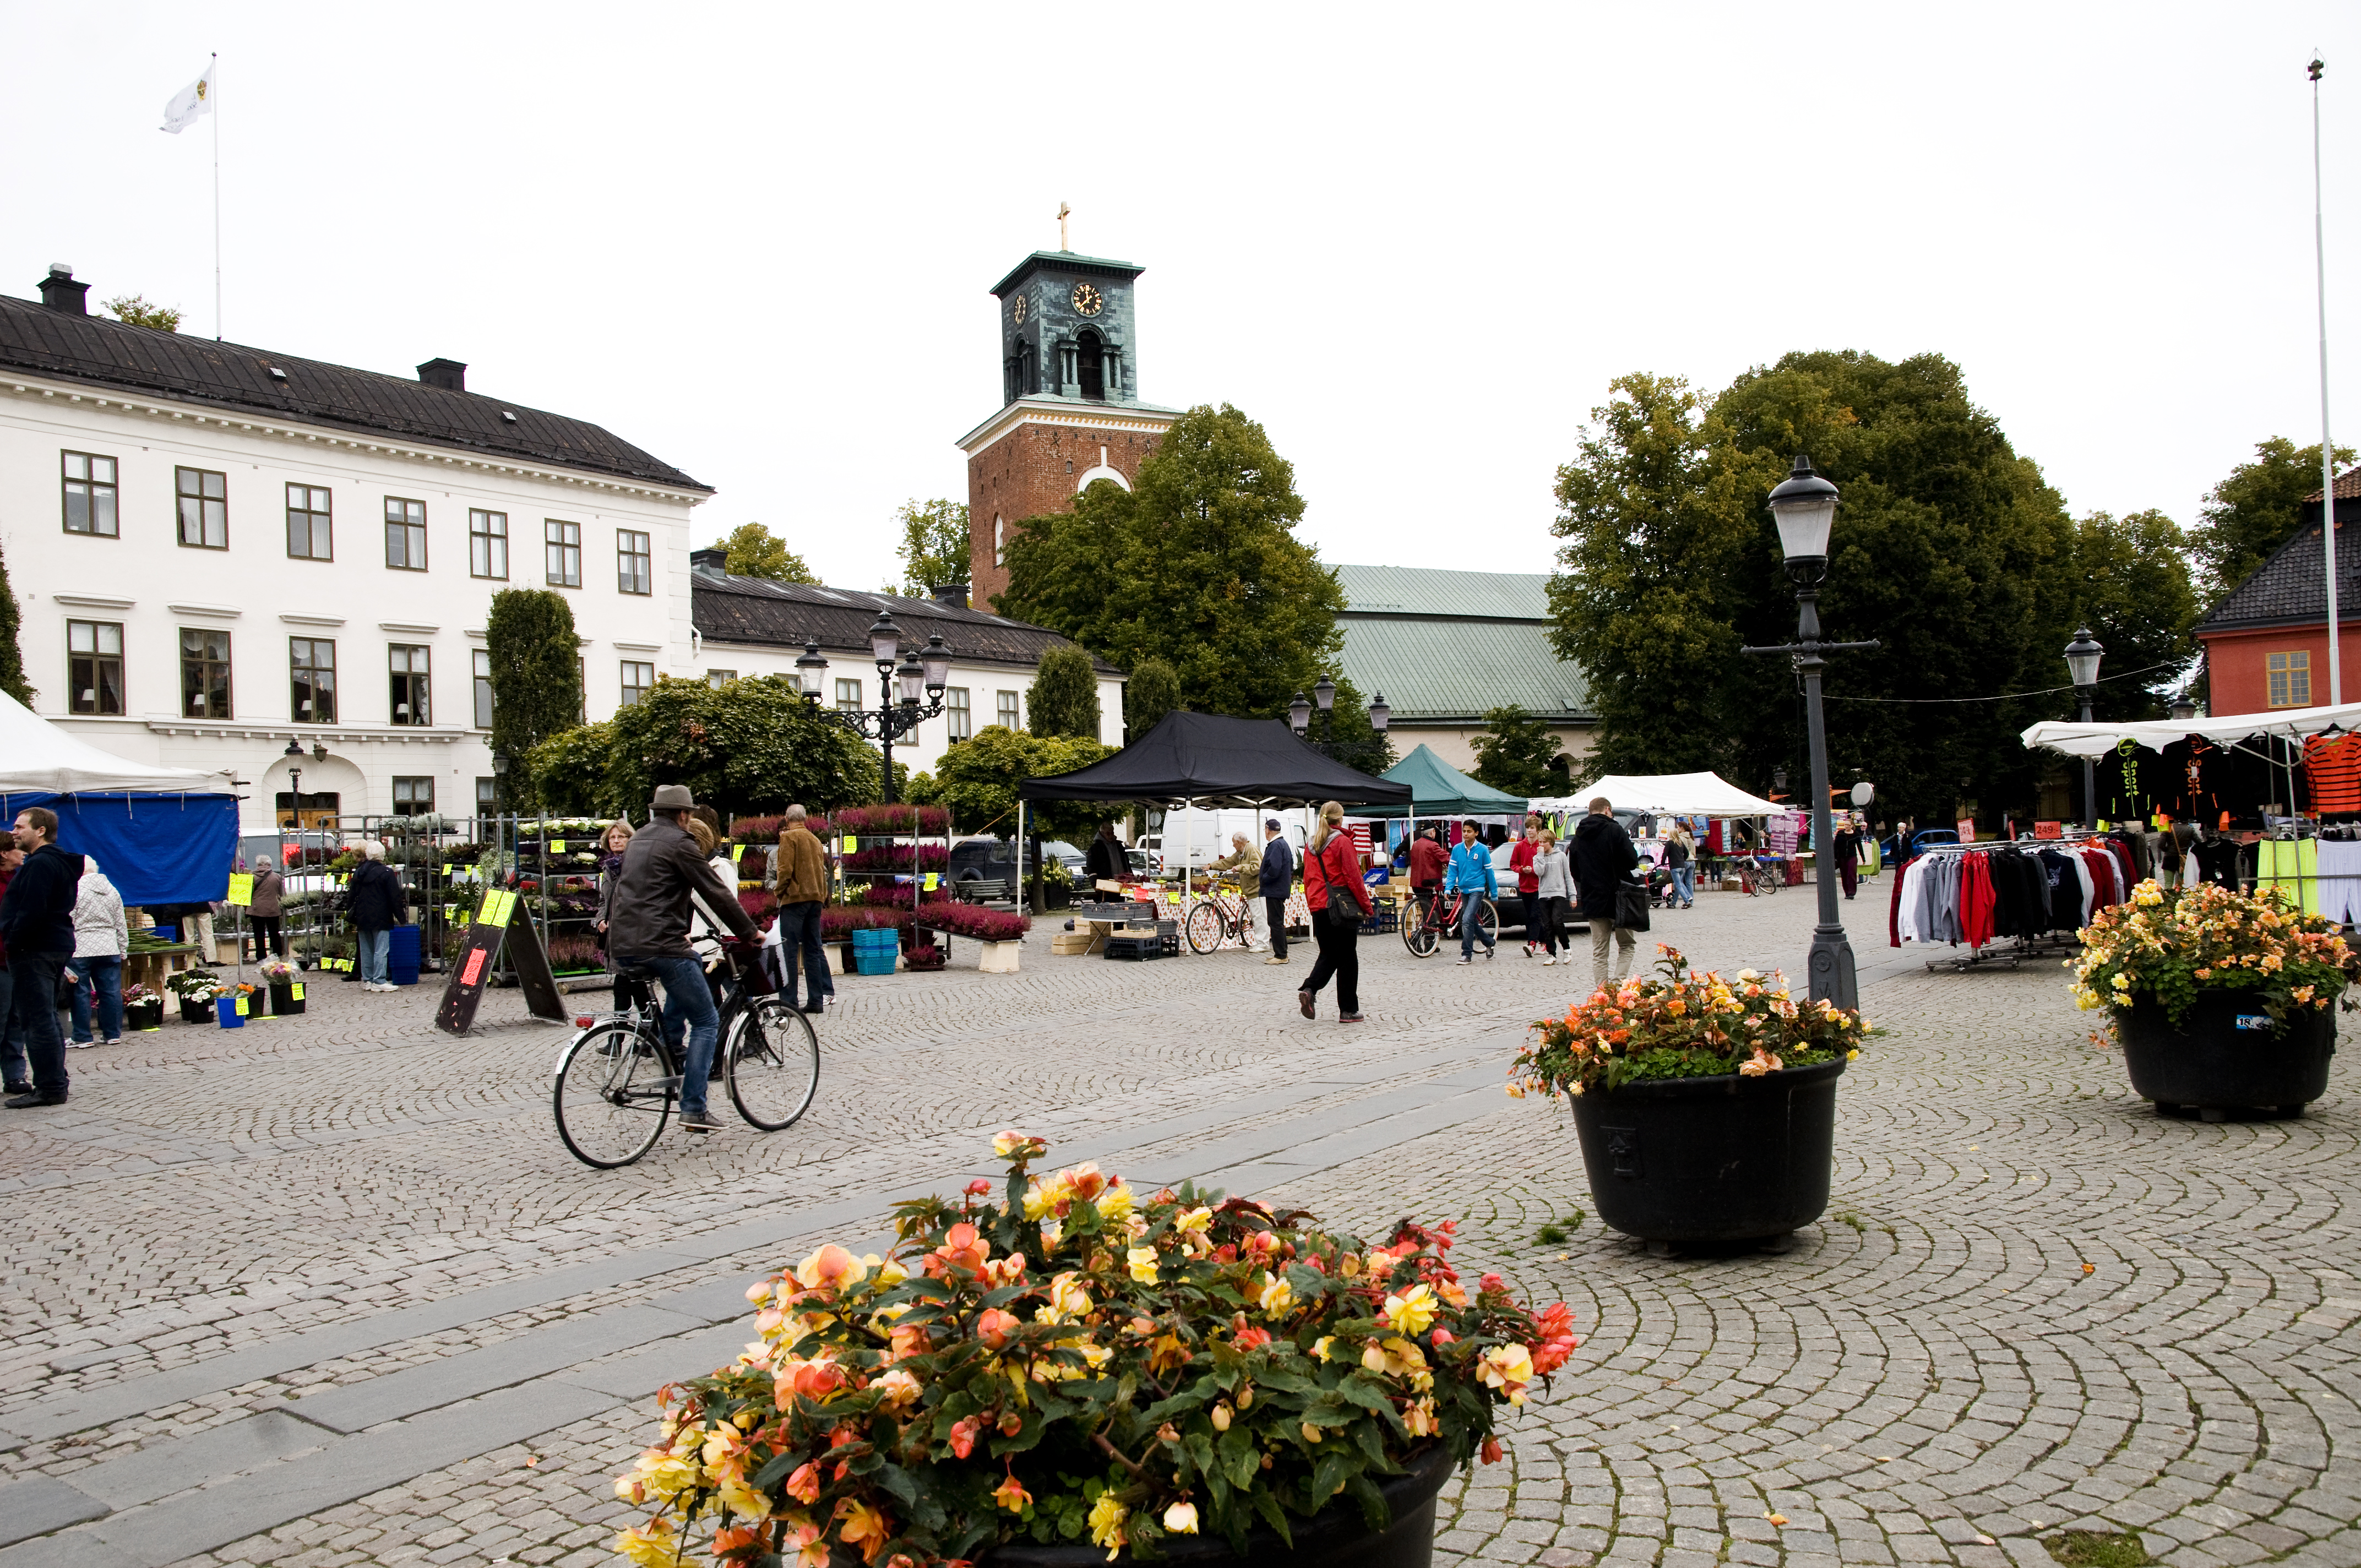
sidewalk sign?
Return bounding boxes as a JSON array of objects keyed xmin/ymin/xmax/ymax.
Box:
[{"xmin": 435, "ymin": 887, "xmax": 567, "ymax": 1033}]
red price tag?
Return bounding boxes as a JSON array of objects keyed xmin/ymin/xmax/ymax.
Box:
[{"xmin": 461, "ymin": 949, "xmax": 487, "ymax": 987}]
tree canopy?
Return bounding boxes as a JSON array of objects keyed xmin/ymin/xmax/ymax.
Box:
[
  {"xmin": 996, "ymin": 404, "xmax": 1344, "ymax": 719},
  {"xmin": 714, "ymin": 521, "xmax": 820, "ymax": 584},
  {"xmin": 0, "ymin": 541, "xmax": 31, "ymax": 706},
  {"xmin": 2190, "ymin": 437, "xmax": 2354, "ymax": 600},
  {"xmin": 889, "ymin": 499, "xmax": 970, "ymax": 596},
  {"xmin": 907, "ymin": 726, "xmax": 1115, "ymax": 841},
  {"xmin": 104, "ymin": 295, "xmax": 182, "ymax": 332},
  {"xmin": 1026, "ymin": 645, "xmax": 1101, "ymax": 740},
  {"xmin": 1123, "ymin": 656, "xmax": 1181, "ymax": 739},
  {"xmin": 485, "ymin": 589, "xmax": 583, "ymax": 807},
  {"xmin": 1470, "ymin": 706, "xmax": 1565, "ymax": 796},
  {"xmin": 529, "ymin": 674, "xmax": 880, "ymax": 820},
  {"xmin": 1548, "ymin": 352, "xmax": 2198, "ymax": 824}
]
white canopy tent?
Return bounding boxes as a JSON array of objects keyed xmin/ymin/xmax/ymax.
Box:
[
  {"xmin": 1529, "ymin": 771, "xmax": 1786, "ymax": 816},
  {"xmin": 0, "ymin": 691, "xmax": 235, "ymax": 794},
  {"xmin": 2020, "ymin": 700, "xmax": 2361, "ymax": 759}
]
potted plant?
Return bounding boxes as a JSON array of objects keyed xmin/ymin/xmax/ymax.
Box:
[
  {"xmin": 1042, "ymin": 860, "xmax": 1074, "ymax": 911},
  {"xmin": 169, "ymin": 968, "xmax": 224, "ymax": 1024},
  {"xmin": 121, "ymin": 983, "xmax": 165, "ymax": 1032},
  {"xmin": 610, "ymin": 1134, "xmax": 1576, "ymax": 1567},
  {"xmin": 2074, "ymin": 880, "xmax": 2356, "ymax": 1119},
  {"xmin": 917, "ymin": 903, "xmax": 1034, "ymax": 974},
  {"xmin": 262, "ymin": 960, "xmax": 305, "ymax": 1016},
  {"xmin": 1509, "ymin": 945, "xmax": 1867, "ymax": 1249}
]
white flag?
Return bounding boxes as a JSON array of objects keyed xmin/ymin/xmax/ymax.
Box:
[{"xmin": 160, "ymin": 62, "xmax": 214, "ymax": 134}]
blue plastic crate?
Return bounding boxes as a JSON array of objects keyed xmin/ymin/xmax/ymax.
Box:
[{"xmin": 855, "ymin": 953, "xmax": 897, "ymax": 976}]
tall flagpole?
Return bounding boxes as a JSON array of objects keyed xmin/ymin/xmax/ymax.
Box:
[
  {"xmin": 2315, "ymin": 55, "xmax": 2340, "ymax": 705},
  {"xmin": 215, "ymin": 51, "xmax": 223, "ymax": 340}
]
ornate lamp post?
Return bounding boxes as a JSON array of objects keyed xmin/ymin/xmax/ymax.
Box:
[
  {"xmin": 1742, "ymin": 456, "xmax": 1880, "ymax": 1012},
  {"xmin": 2064, "ymin": 627, "xmax": 2104, "ymax": 829},
  {"xmin": 796, "ymin": 612, "xmax": 953, "ymax": 805},
  {"xmin": 1287, "ymin": 677, "xmax": 1392, "ymax": 771},
  {"xmin": 281, "ymin": 738, "xmax": 304, "ymax": 829}
]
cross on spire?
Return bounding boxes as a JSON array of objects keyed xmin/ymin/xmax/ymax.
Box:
[{"xmin": 1058, "ymin": 202, "xmax": 1071, "ymax": 252}]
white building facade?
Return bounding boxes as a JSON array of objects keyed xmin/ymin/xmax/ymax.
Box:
[{"xmin": 1, "ymin": 266, "xmax": 708, "ymax": 833}]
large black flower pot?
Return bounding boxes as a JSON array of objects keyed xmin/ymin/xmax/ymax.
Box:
[
  {"xmin": 1569, "ymin": 1058, "xmax": 1846, "ymax": 1245},
  {"xmin": 980, "ymin": 1442, "xmax": 1455, "ymax": 1566},
  {"xmin": 2115, "ymin": 993, "xmax": 2336, "ymax": 1117}
]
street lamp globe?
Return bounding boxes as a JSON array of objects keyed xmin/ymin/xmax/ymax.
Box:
[
  {"xmin": 795, "ymin": 638, "xmax": 829, "ymax": 703},
  {"xmin": 282, "ymin": 738, "xmax": 303, "ymax": 758},
  {"xmin": 1368, "ymin": 692, "xmax": 1391, "ymax": 732},
  {"xmin": 1766, "ymin": 455, "xmax": 1839, "ymax": 573},
  {"xmin": 2063, "ymin": 627, "xmax": 2104, "ymax": 689},
  {"xmin": 1773, "ymin": 765, "xmax": 1788, "ymax": 793},
  {"xmin": 1288, "ymin": 693, "xmax": 1312, "ymax": 734},
  {"xmin": 1313, "ymin": 675, "xmax": 1336, "ymax": 712},
  {"xmin": 895, "ymin": 650, "xmax": 925, "ymax": 705},
  {"xmin": 868, "ymin": 611, "xmax": 902, "ymax": 668},
  {"xmin": 921, "ymin": 634, "xmax": 953, "ymax": 695}
]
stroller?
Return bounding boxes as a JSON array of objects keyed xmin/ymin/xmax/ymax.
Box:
[{"xmin": 1647, "ymin": 861, "xmax": 1682, "ymax": 910}]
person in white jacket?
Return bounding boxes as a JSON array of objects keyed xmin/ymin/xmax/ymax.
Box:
[{"xmin": 66, "ymin": 862, "xmax": 129, "ymax": 1047}]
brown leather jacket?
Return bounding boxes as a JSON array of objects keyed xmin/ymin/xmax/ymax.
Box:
[
  {"xmin": 774, "ymin": 825, "xmax": 828, "ymax": 904},
  {"xmin": 603, "ymin": 816, "xmax": 755, "ymax": 960}
]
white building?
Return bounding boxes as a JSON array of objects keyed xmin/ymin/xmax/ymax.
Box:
[{"xmin": 1, "ymin": 264, "xmax": 1119, "ymax": 831}]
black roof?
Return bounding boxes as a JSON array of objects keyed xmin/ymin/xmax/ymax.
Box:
[
  {"xmin": 2200, "ymin": 508, "xmax": 2361, "ymax": 633},
  {"xmin": 0, "ymin": 292, "xmax": 708, "ymax": 492},
  {"xmin": 989, "ymin": 251, "xmax": 1145, "ymax": 297},
  {"xmin": 690, "ymin": 569, "xmax": 1122, "ymax": 675},
  {"xmin": 1018, "ymin": 710, "xmax": 1412, "ymax": 808}
]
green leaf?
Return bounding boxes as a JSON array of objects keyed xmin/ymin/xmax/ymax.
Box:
[{"xmin": 1251, "ymin": 1488, "xmax": 1294, "ymax": 1548}]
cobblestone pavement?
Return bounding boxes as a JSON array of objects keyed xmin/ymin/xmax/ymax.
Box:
[{"xmin": 0, "ymin": 887, "xmax": 2354, "ymax": 1568}]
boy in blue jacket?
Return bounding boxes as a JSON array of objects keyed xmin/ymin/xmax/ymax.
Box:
[{"xmin": 1445, "ymin": 819, "xmax": 1498, "ymax": 962}]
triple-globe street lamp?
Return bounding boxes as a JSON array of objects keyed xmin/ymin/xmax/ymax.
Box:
[
  {"xmin": 1742, "ymin": 456, "xmax": 1880, "ymax": 1012},
  {"xmin": 795, "ymin": 611, "xmax": 954, "ymax": 806},
  {"xmin": 1287, "ymin": 675, "xmax": 1392, "ymax": 771},
  {"xmin": 2063, "ymin": 626, "xmax": 2104, "ymax": 829}
]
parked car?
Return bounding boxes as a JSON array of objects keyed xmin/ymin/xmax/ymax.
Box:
[
  {"xmin": 948, "ymin": 837, "xmax": 1088, "ymax": 885},
  {"xmin": 236, "ymin": 830, "xmax": 342, "ymax": 869}
]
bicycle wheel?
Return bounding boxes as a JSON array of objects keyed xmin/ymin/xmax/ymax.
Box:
[
  {"xmin": 727, "ymin": 998, "xmax": 820, "ymax": 1132},
  {"xmin": 1403, "ymin": 902, "xmax": 1438, "ymax": 957},
  {"xmin": 1477, "ymin": 898, "xmax": 1500, "ymax": 948},
  {"xmin": 553, "ymin": 1023, "xmax": 670, "ymax": 1168},
  {"xmin": 1184, "ymin": 901, "xmax": 1227, "ymax": 955}
]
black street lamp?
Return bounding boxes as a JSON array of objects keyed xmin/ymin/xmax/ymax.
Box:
[
  {"xmin": 796, "ymin": 612, "xmax": 953, "ymax": 804},
  {"xmin": 281, "ymin": 738, "xmax": 304, "ymax": 829},
  {"xmin": 1288, "ymin": 680, "xmax": 1392, "ymax": 771},
  {"xmin": 2064, "ymin": 627, "xmax": 2104, "ymax": 829},
  {"xmin": 1742, "ymin": 456, "xmax": 1880, "ymax": 1012}
]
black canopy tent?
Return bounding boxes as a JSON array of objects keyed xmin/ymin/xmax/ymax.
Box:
[{"xmin": 1016, "ymin": 711, "xmax": 1412, "ymax": 905}]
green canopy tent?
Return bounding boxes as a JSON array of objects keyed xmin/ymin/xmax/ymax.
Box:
[{"xmin": 1356, "ymin": 743, "xmax": 1530, "ymax": 820}]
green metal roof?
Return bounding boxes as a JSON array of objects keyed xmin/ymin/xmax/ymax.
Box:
[
  {"xmin": 1338, "ymin": 617, "xmax": 1591, "ymax": 723},
  {"xmin": 1334, "ymin": 563, "xmax": 1552, "ymax": 620}
]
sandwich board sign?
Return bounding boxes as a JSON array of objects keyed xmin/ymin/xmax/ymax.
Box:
[{"xmin": 435, "ymin": 888, "xmax": 567, "ymax": 1033}]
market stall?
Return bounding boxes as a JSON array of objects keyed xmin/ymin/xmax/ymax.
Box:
[
  {"xmin": 1531, "ymin": 772, "xmax": 1791, "ymax": 889},
  {"xmin": 1358, "ymin": 745, "xmax": 1528, "ymax": 820}
]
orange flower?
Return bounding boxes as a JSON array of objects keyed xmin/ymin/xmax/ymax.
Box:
[
  {"xmin": 993, "ymin": 1471, "xmax": 1034, "ymax": 1512},
  {"xmin": 835, "ymin": 1499, "xmax": 892, "ymax": 1564}
]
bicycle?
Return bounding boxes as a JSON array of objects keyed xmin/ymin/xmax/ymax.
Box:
[
  {"xmin": 1402, "ymin": 885, "xmax": 1499, "ymax": 958},
  {"xmin": 552, "ymin": 944, "xmax": 821, "ymax": 1169},
  {"xmin": 1183, "ymin": 880, "xmax": 1256, "ymax": 954},
  {"xmin": 1738, "ymin": 853, "xmax": 1785, "ymax": 896}
]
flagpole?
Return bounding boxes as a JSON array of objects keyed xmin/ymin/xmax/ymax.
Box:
[
  {"xmin": 211, "ymin": 52, "xmax": 220, "ymax": 340},
  {"xmin": 2315, "ymin": 55, "xmax": 2340, "ymax": 705}
]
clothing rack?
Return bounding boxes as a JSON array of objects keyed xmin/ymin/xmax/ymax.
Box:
[{"xmin": 1905, "ymin": 834, "xmax": 2105, "ymax": 974}]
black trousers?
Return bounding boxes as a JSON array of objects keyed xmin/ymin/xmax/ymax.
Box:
[
  {"xmin": 1264, "ymin": 895, "xmax": 1289, "ymax": 959},
  {"xmin": 249, "ymin": 916, "xmax": 283, "ymax": 959},
  {"xmin": 1519, "ymin": 893, "xmax": 1538, "ymax": 946},
  {"xmin": 1535, "ymin": 896, "xmax": 1566, "ymax": 955},
  {"xmin": 1303, "ymin": 905, "xmax": 1359, "ymax": 1014}
]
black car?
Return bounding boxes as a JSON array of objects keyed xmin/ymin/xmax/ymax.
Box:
[{"xmin": 948, "ymin": 837, "xmax": 1087, "ymax": 885}]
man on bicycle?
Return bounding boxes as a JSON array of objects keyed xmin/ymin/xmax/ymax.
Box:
[{"xmin": 606, "ymin": 784, "xmax": 760, "ymax": 1133}]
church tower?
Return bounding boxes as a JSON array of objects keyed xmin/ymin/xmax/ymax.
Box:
[{"xmin": 957, "ymin": 240, "xmax": 1180, "ymax": 609}]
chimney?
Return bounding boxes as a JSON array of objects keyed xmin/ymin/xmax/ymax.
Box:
[
  {"xmin": 930, "ymin": 583, "xmax": 970, "ymax": 610},
  {"xmin": 690, "ymin": 547, "xmax": 730, "ymax": 577},
  {"xmin": 416, "ymin": 358, "xmax": 467, "ymax": 392},
  {"xmin": 39, "ymin": 264, "xmax": 88, "ymax": 315}
]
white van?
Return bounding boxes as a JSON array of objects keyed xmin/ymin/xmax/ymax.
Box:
[{"xmin": 1142, "ymin": 807, "xmax": 1310, "ymax": 875}]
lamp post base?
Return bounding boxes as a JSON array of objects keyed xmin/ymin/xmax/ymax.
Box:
[{"xmin": 1807, "ymin": 924, "xmax": 1858, "ymax": 1014}]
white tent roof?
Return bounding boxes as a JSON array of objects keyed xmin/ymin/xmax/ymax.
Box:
[
  {"xmin": 0, "ymin": 692, "xmax": 236, "ymax": 794},
  {"xmin": 1530, "ymin": 771, "xmax": 1786, "ymax": 816},
  {"xmin": 2020, "ymin": 699, "xmax": 2361, "ymax": 759}
]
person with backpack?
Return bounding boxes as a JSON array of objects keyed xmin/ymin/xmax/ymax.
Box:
[
  {"xmin": 1296, "ymin": 802, "xmax": 1373, "ymax": 1022},
  {"xmin": 1447, "ymin": 819, "xmax": 1498, "ymax": 963}
]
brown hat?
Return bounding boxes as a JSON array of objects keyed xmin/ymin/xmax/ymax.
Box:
[{"xmin": 650, "ymin": 783, "xmax": 697, "ymax": 812}]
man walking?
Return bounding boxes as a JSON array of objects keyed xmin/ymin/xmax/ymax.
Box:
[
  {"xmin": 1258, "ymin": 818, "xmax": 1294, "ymax": 963},
  {"xmin": 0, "ymin": 808, "xmax": 84, "ymax": 1107},
  {"xmin": 608, "ymin": 785, "xmax": 760, "ymax": 1133},
  {"xmin": 1573, "ymin": 796, "xmax": 1640, "ymax": 992},
  {"xmin": 772, "ymin": 805, "xmax": 833, "ymax": 1015},
  {"xmin": 1448, "ymin": 819, "xmax": 1498, "ymax": 963}
]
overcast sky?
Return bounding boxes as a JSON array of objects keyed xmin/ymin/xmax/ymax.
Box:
[{"xmin": 7, "ymin": 4, "xmax": 2358, "ymax": 591}]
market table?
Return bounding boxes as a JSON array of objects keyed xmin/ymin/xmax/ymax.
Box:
[{"xmin": 122, "ymin": 941, "xmax": 202, "ymax": 996}]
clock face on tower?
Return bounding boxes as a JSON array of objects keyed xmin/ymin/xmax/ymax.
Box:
[
  {"xmin": 1070, "ymin": 281, "xmax": 1103, "ymax": 317},
  {"xmin": 1011, "ymin": 295, "xmax": 1028, "ymax": 325}
]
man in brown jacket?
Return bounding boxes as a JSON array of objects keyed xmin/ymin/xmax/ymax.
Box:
[{"xmin": 772, "ymin": 804, "xmax": 832, "ymax": 1015}]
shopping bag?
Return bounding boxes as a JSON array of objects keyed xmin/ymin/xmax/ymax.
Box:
[{"xmin": 1614, "ymin": 880, "xmax": 1651, "ymax": 933}]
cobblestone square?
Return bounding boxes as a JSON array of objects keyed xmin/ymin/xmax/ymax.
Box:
[{"xmin": 1, "ymin": 890, "xmax": 2355, "ymax": 1567}]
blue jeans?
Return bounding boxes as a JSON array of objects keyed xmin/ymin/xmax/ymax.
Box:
[
  {"xmin": 358, "ymin": 928, "xmax": 391, "ymax": 985},
  {"xmin": 621, "ymin": 952, "xmax": 720, "ymax": 1119},
  {"xmin": 0, "ymin": 966, "xmax": 28, "ymax": 1087},
  {"xmin": 67, "ymin": 955, "xmax": 123, "ymax": 1043},
  {"xmin": 1671, "ymin": 865, "xmax": 1694, "ymax": 905},
  {"xmin": 777, "ymin": 901, "xmax": 832, "ymax": 1009},
  {"xmin": 1459, "ymin": 888, "xmax": 1493, "ymax": 958},
  {"xmin": 9, "ymin": 950, "xmax": 69, "ymax": 1097}
]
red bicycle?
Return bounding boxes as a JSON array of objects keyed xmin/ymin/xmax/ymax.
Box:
[{"xmin": 1403, "ymin": 886, "xmax": 1499, "ymax": 957}]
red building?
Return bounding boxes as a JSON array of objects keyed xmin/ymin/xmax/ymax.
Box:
[{"xmin": 2197, "ymin": 467, "xmax": 2361, "ymax": 715}]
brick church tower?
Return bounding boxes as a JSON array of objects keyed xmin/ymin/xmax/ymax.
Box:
[{"xmin": 956, "ymin": 247, "xmax": 1180, "ymax": 610}]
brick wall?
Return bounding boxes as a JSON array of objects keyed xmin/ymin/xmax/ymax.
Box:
[{"xmin": 967, "ymin": 422, "xmax": 1162, "ymax": 610}]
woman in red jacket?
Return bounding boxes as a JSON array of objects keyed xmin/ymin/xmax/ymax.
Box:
[
  {"xmin": 1509, "ymin": 815, "xmax": 1542, "ymax": 956},
  {"xmin": 1297, "ymin": 801, "xmax": 1374, "ymax": 1023}
]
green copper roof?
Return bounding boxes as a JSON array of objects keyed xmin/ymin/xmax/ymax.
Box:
[{"xmin": 990, "ymin": 252, "xmax": 1146, "ymax": 296}]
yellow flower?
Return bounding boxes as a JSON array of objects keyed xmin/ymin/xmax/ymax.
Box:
[
  {"xmin": 632, "ymin": 1449, "xmax": 701, "ymax": 1500},
  {"xmin": 994, "ymin": 1129, "xmax": 1027, "ymax": 1157},
  {"xmin": 1037, "ymin": 1271, "xmax": 1092, "ymax": 1325},
  {"xmin": 615, "ymin": 1521, "xmax": 683, "ymax": 1568},
  {"xmin": 716, "ymin": 1474, "xmax": 771, "ymax": 1522},
  {"xmin": 1311, "ymin": 1336, "xmax": 1336, "ymax": 1362},
  {"xmin": 1098, "ymin": 1182, "xmax": 1134, "ymax": 1222},
  {"xmin": 1258, "ymin": 1275, "xmax": 1296, "ymax": 1315},
  {"xmin": 1088, "ymin": 1493, "xmax": 1130, "ymax": 1556},
  {"xmin": 1174, "ymin": 1206, "xmax": 1214, "ymax": 1234},
  {"xmin": 1127, "ymin": 1246, "xmax": 1161, "ymax": 1284},
  {"xmin": 1380, "ymin": 1283, "xmax": 1437, "ymax": 1336},
  {"xmin": 1479, "ymin": 1342, "xmax": 1536, "ymax": 1402},
  {"xmin": 1164, "ymin": 1499, "xmax": 1201, "ymax": 1535}
]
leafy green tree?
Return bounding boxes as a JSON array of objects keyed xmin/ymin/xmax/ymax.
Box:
[
  {"xmin": 714, "ymin": 521, "xmax": 820, "ymax": 584},
  {"xmin": 527, "ymin": 674, "xmax": 879, "ymax": 821},
  {"xmin": 0, "ymin": 541, "xmax": 31, "ymax": 705},
  {"xmin": 997, "ymin": 404, "xmax": 1345, "ymax": 718},
  {"xmin": 2064, "ymin": 509, "xmax": 2199, "ymax": 720},
  {"xmin": 888, "ymin": 499, "xmax": 970, "ymax": 596},
  {"xmin": 1026, "ymin": 644, "xmax": 1102, "ymax": 739},
  {"xmin": 921, "ymin": 726, "xmax": 1114, "ymax": 840},
  {"xmin": 485, "ymin": 589, "xmax": 583, "ymax": 808},
  {"xmin": 1123, "ymin": 656, "xmax": 1181, "ymax": 738},
  {"xmin": 104, "ymin": 295, "xmax": 181, "ymax": 332},
  {"xmin": 1470, "ymin": 705, "xmax": 1565, "ymax": 796},
  {"xmin": 2190, "ymin": 437, "xmax": 2355, "ymax": 600}
]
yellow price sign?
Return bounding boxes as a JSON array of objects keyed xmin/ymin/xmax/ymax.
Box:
[
  {"xmin": 842, "ymin": 835, "xmax": 858, "ymax": 853},
  {"xmin": 290, "ymin": 982, "xmax": 304, "ymax": 1000},
  {"xmin": 923, "ymin": 872, "xmax": 939, "ymax": 890},
  {"xmin": 234, "ymin": 995, "xmax": 249, "ymax": 1016},
  {"xmin": 552, "ymin": 839, "xmax": 567, "ymax": 853},
  {"xmin": 226, "ymin": 873, "xmax": 254, "ymax": 906}
]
